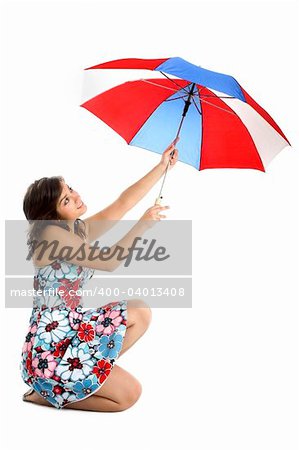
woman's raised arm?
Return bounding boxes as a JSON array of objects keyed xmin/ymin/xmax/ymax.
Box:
[
  {"xmin": 32, "ymin": 205, "xmax": 169, "ymax": 271},
  {"xmin": 85, "ymin": 139, "xmax": 179, "ymax": 242}
]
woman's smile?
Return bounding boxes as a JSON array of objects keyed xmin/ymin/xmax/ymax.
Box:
[{"xmin": 57, "ymin": 182, "xmax": 87, "ymax": 219}]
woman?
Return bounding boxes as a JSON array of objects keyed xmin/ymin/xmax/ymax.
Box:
[{"xmin": 20, "ymin": 140, "xmax": 179, "ymax": 412}]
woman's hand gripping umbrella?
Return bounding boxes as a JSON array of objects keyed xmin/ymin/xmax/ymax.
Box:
[{"xmin": 155, "ymin": 137, "xmax": 179, "ymax": 205}]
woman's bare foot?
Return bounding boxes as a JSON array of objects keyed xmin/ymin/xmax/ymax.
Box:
[{"xmin": 23, "ymin": 389, "xmax": 54, "ymax": 407}]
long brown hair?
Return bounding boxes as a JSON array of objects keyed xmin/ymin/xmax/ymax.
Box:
[{"xmin": 23, "ymin": 176, "xmax": 87, "ymax": 259}]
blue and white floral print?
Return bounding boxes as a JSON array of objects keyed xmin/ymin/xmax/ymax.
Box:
[
  {"xmin": 96, "ymin": 333, "xmax": 124, "ymax": 359},
  {"xmin": 20, "ymin": 259, "xmax": 127, "ymax": 409},
  {"xmin": 37, "ymin": 309, "xmax": 72, "ymax": 344}
]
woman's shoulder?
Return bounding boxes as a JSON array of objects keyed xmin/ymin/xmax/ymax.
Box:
[
  {"xmin": 41, "ymin": 220, "xmax": 89, "ymax": 241},
  {"xmin": 31, "ymin": 224, "xmax": 67, "ymax": 267},
  {"xmin": 31, "ymin": 221, "xmax": 89, "ymax": 268}
]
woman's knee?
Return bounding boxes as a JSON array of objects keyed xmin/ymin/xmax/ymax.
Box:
[
  {"xmin": 127, "ymin": 299, "xmax": 152, "ymax": 329},
  {"xmin": 120, "ymin": 378, "xmax": 142, "ymax": 411}
]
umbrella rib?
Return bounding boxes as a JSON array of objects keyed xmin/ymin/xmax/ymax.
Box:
[
  {"xmin": 191, "ymin": 98, "xmax": 202, "ymax": 116},
  {"xmin": 199, "ymin": 94, "xmax": 236, "ymax": 99},
  {"xmin": 140, "ymin": 79, "xmax": 179, "ymax": 92},
  {"xmin": 165, "ymin": 95, "xmax": 189, "ymax": 102},
  {"xmin": 159, "ymin": 71, "xmax": 191, "ymax": 94},
  {"xmin": 198, "ymin": 97, "xmax": 237, "ymax": 116}
]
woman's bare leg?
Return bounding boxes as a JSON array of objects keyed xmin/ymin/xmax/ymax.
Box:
[
  {"xmin": 22, "ymin": 299, "xmax": 151, "ymax": 411},
  {"xmin": 65, "ymin": 365, "xmax": 142, "ymax": 411},
  {"xmin": 118, "ymin": 299, "xmax": 152, "ymax": 357},
  {"xmin": 23, "ymin": 365, "xmax": 142, "ymax": 412}
]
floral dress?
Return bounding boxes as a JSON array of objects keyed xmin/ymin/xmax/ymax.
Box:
[{"xmin": 20, "ymin": 259, "xmax": 127, "ymax": 409}]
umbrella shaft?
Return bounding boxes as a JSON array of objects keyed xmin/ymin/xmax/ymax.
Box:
[
  {"xmin": 155, "ymin": 83, "xmax": 196, "ymax": 205},
  {"xmin": 157, "ymin": 159, "xmax": 171, "ymax": 199},
  {"xmin": 183, "ymin": 82, "xmax": 196, "ymax": 115},
  {"xmin": 176, "ymin": 82, "xmax": 196, "ymax": 139},
  {"xmin": 175, "ymin": 116, "xmax": 184, "ymax": 141}
]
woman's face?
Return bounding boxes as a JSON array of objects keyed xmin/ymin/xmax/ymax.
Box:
[{"xmin": 56, "ymin": 181, "xmax": 87, "ymax": 220}]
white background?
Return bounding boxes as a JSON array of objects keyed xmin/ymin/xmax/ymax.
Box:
[{"xmin": 1, "ymin": 1, "xmax": 299, "ymax": 449}]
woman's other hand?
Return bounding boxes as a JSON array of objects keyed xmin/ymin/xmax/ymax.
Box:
[{"xmin": 139, "ymin": 205, "xmax": 170, "ymax": 228}]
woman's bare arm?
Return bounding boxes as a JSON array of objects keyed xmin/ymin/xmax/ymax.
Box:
[
  {"xmin": 84, "ymin": 197, "xmax": 130, "ymax": 243},
  {"xmin": 84, "ymin": 164, "xmax": 165, "ymax": 243},
  {"xmin": 84, "ymin": 141, "xmax": 179, "ymax": 242},
  {"xmin": 32, "ymin": 220, "xmax": 152, "ymax": 271}
]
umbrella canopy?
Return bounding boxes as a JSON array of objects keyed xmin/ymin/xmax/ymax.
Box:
[{"xmin": 81, "ymin": 57, "xmax": 290, "ymax": 172}]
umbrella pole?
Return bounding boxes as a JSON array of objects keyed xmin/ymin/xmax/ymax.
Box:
[{"xmin": 155, "ymin": 83, "xmax": 196, "ymax": 205}]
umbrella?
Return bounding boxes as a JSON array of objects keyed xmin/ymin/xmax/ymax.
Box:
[{"xmin": 81, "ymin": 57, "xmax": 291, "ymax": 203}]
